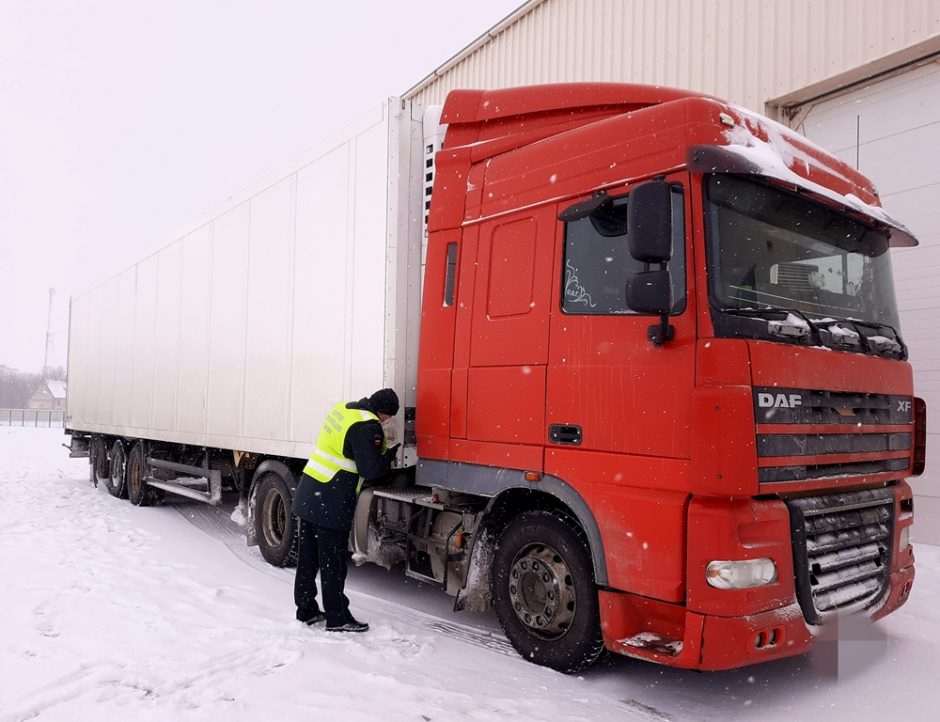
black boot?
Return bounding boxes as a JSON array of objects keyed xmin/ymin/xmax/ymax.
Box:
[{"xmin": 326, "ymin": 618, "xmax": 369, "ymax": 633}]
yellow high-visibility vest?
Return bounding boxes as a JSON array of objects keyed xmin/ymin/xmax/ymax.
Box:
[{"xmin": 303, "ymin": 402, "xmax": 385, "ymax": 484}]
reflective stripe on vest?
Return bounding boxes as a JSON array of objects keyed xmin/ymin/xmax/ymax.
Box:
[{"xmin": 303, "ymin": 403, "xmax": 379, "ymax": 483}]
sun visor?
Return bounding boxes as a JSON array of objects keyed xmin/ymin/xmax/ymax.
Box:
[{"xmin": 687, "ymin": 144, "xmax": 919, "ymax": 248}]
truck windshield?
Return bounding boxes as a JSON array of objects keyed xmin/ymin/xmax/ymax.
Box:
[{"xmin": 704, "ymin": 175, "xmax": 903, "ymax": 346}]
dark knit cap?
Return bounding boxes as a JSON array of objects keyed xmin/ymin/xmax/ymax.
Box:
[{"xmin": 369, "ymin": 388, "xmax": 400, "ymax": 416}]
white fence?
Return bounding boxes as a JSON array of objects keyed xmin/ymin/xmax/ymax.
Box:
[{"xmin": 0, "ymin": 408, "xmax": 65, "ymax": 427}]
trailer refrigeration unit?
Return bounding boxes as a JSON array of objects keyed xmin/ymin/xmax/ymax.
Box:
[{"xmin": 66, "ymin": 83, "xmax": 927, "ymax": 673}]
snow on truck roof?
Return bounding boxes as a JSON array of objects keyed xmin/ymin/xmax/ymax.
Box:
[
  {"xmin": 437, "ymin": 83, "xmax": 917, "ymax": 248},
  {"xmin": 692, "ymin": 103, "xmax": 919, "ymax": 248}
]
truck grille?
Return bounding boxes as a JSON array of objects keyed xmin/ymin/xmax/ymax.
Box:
[
  {"xmin": 754, "ymin": 388, "xmax": 913, "ymax": 484},
  {"xmin": 786, "ymin": 487, "xmax": 894, "ymax": 624}
]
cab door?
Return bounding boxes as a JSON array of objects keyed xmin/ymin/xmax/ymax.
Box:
[
  {"xmin": 546, "ymin": 175, "xmax": 696, "ymax": 471},
  {"xmin": 451, "ymin": 207, "xmax": 555, "ymax": 472}
]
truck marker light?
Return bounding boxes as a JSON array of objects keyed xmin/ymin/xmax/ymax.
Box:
[
  {"xmin": 899, "ymin": 526, "xmax": 910, "ymax": 552},
  {"xmin": 706, "ymin": 558, "xmax": 777, "ymax": 589},
  {"xmin": 524, "ymin": 471, "xmax": 542, "ymax": 482}
]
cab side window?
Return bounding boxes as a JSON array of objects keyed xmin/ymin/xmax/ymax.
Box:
[{"xmin": 562, "ymin": 189, "xmax": 686, "ymax": 315}]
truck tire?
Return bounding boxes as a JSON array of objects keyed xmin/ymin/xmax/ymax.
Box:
[
  {"xmin": 126, "ymin": 441, "xmax": 160, "ymax": 507},
  {"xmin": 90, "ymin": 437, "xmax": 110, "ymax": 488},
  {"xmin": 254, "ymin": 472, "xmax": 298, "ymax": 567},
  {"xmin": 102, "ymin": 439, "xmax": 128, "ymax": 498},
  {"xmin": 491, "ymin": 511, "xmax": 605, "ymax": 673}
]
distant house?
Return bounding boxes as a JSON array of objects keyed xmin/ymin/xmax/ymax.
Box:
[{"xmin": 29, "ymin": 379, "xmax": 67, "ymax": 410}]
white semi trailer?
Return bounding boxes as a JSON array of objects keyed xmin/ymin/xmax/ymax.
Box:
[{"xmin": 67, "ymin": 98, "xmax": 433, "ymax": 549}]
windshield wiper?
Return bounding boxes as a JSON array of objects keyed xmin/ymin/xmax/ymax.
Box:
[
  {"xmin": 807, "ymin": 319, "xmax": 861, "ymax": 349},
  {"xmin": 846, "ymin": 319, "xmax": 906, "ymax": 357},
  {"xmin": 808, "ymin": 318, "xmax": 905, "ymax": 358},
  {"xmin": 724, "ymin": 307, "xmax": 817, "ymax": 342},
  {"xmin": 721, "ymin": 307, "xmax": 906, "ymax": 358}
]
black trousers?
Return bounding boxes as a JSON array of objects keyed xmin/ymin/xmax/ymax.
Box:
[{"xmin": 294, "ymin": 520, "xmax": 351, "ymax": 627}]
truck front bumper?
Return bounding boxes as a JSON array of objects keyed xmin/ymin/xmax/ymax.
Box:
[
  {"xmin": 871, "ymin": 563, "xmax": 915, "ymax": 620},
  {"xmin": 601, "ymin": 564, "xmax": 915, "ymax": 671}
]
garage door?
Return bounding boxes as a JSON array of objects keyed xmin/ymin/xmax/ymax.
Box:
[{"xmin": 794, "ymin": 61, "xmax": 940, "ymax": 544}]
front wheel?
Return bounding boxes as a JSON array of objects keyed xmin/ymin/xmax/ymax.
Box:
[
  {"xmin": 253, "ymin": 472, "xmax": 298, "ymax": 567},
  {"xmin": 491, "ymin": 511, "xmax": 604, "ymax": 673}
]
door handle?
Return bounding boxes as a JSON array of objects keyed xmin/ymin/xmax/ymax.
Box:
[{"xmin": 549, "ymin": 424, "xmax": 582, "ymax": 445}]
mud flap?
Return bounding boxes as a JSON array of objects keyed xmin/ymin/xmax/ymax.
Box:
[{"xmin": 454, "ymin": 527, "xmax": 494, "ymax": 613}]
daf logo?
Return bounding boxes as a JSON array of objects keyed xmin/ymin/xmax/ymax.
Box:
[
  {"xmin": 898, "ymin": 400, "xmax": 912, "ymax": 413},
  {"xmin": 758, "ymin": 392, "xmax": 803, "ymax": 409}
]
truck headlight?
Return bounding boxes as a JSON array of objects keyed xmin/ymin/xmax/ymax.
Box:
[
  {"xmin": 899, "ymin": 526, "xmax": 911, "ymax": 552},
  {"xmin": 706, "ymin": 558, "xmax": 777, "ymax": 589}
]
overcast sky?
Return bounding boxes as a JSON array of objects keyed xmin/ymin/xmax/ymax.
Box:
[{"xmin": 0, "ymin": 0, "xmax": 522, "ymax": 373}]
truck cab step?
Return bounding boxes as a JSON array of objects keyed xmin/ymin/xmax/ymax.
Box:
[{"xmin": 372, "ymin": 485, "xmax": 445, "ymax": 510}]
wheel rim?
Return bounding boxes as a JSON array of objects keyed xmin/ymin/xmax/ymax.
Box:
[
  {"xmin": 261, "ymin": 487, "xmax": 287, "ymax": 548},
  {"xmin": 508, "ymin": 542, "xmax": 577, "ymax": 640}
]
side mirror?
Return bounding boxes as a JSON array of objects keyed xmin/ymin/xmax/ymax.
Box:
[
  {"xmin": 627, "ymin": 181, "xmax": 675, "ymax": 346},
  {"xmin": 627, "ymin": 180, "xmax": 673, "ymax": 263},
  {"xmin": 627, "ymin": 270, "xmax": 672, "ymax": 315},
  {"xmin": 627, "ymin": 267, "xmax": 676, "ymax": 347}
]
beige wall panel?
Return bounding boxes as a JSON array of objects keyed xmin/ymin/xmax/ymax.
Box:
[{"xmin": 407, "ymin": 0, "xmax": 940, "ymax": 116}]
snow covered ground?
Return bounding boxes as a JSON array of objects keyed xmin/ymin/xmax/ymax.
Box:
[{"xmin": 1, "ymin": 427, "xmax": 938, "ymax": 721}]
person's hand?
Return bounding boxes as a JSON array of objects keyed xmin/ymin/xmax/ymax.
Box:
[{"xmin": 384, "ymin": 443, "xmax": 401, "ymax": 462}]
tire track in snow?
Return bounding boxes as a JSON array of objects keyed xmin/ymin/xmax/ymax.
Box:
[{"xmin": 172, "ymin": 499, "xmax": 518, "ymax": 658}]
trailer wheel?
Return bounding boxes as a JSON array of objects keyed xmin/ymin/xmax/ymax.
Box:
[
  {"xmin": 126, "ymin": 442, "xmax": 159, "ymax": 507},
  {"xmin": 254, "ymin": 472, "xmax": 298, "ymax": 567},
  {"xmin": 90, "ymin": 437, "xmax": 110, "ymax": 488},
  {"xmin": 491, "ymin": 511, "xmax": 604, "ymax": 673},
  {"xmin": 101, "ymin": 439, "xmax": 128, "ymax": 498}
]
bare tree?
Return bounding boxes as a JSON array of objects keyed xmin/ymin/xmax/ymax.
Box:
[{"xmin": 0, "ymin": 366, "xmax": 44, "ymax": 408}]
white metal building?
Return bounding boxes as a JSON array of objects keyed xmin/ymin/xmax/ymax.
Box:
[{"xmin": 404, "ymin": 0, "xmax": 940, "ymax": 542}]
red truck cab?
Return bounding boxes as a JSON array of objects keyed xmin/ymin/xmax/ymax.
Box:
[{"xmin": 416, "ymin": 83, "xmax": 924, "ymax": 670}]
